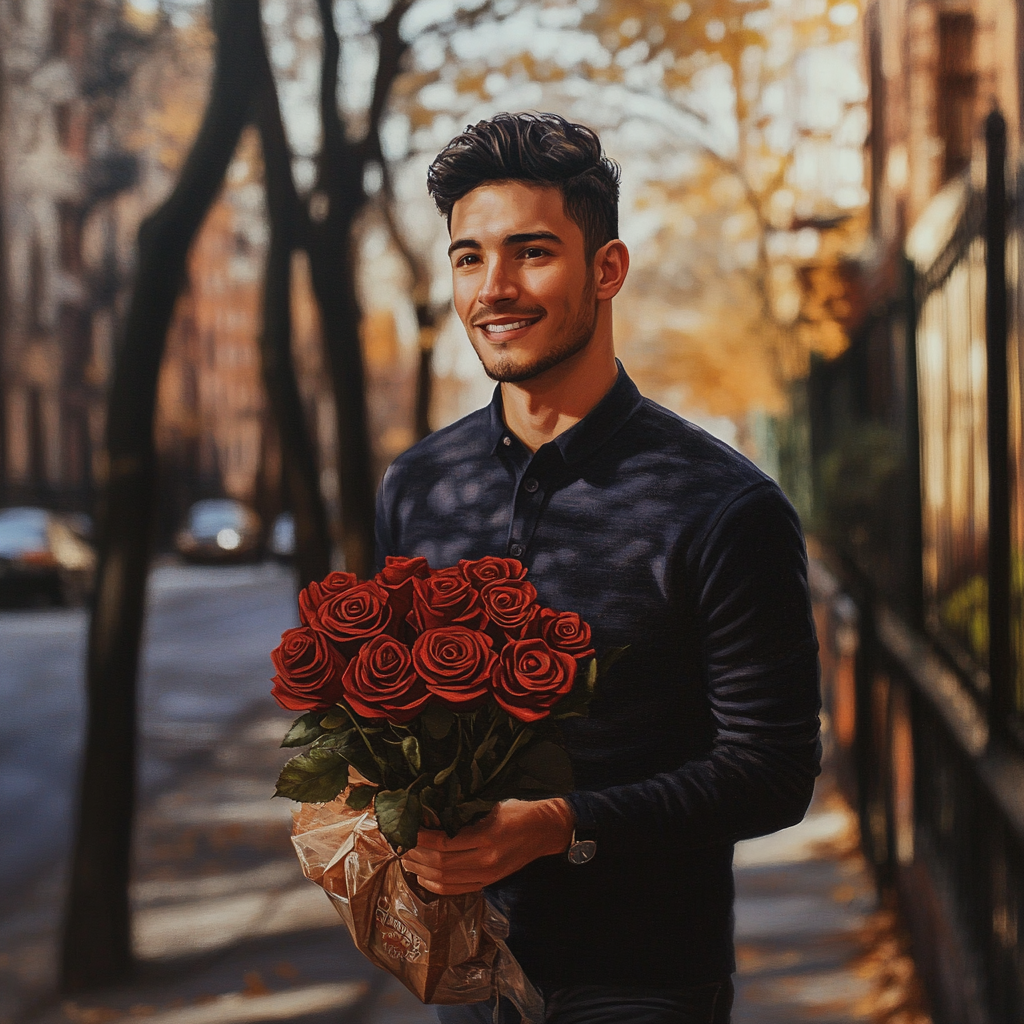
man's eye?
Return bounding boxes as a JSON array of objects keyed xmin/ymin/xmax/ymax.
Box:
[
  {"xmin": 455, "ymin": 253, "xmax": 480, "ymax": 267},
  {"xmin": 522, "ymin": 247, "xmax": 548, "ymax": 259}
]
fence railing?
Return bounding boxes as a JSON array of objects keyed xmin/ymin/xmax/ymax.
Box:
[
  {"xmin": 913, "ymin": 111, "xmax": 1022, "ymax": 732},
  {"xmin": 809, "ymin": 107, "xmax": 1024, "ymax": 1024},
  {"xmin": 916, "ymin": 216, "xmax": 989, "ymax": 669}
]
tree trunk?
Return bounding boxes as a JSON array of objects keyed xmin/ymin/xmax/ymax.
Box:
[
  {"xmin": 414, "ymin": 335, "xmax": 435, "ymax": 441},
  {"xmin": 60, "ymin": 0, "xmax": 263, "ymax": 991},
  {"xmin": 306, "ymin": 224, "xmax": 375, "ymax": 577},
  {"xmin": 0, "ymin": 64, "xmax": 8, "ymax": 501},
  {"xmin": 254, "ymin": 42, "xmax": 332, "ymax": 588},
  {"xmin": 379, "ymin": 189, "xmax": 439, "ymax": 442},
  {"xmin": 305, "ymin": 0, "xmax": 376, "ymax": 579}
]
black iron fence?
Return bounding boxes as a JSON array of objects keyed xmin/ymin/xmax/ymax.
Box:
[{"xmin": 809, "ymin": 108, "xmax": 1024, "ymax": 1024}]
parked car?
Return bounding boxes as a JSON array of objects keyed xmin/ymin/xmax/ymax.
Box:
[
  {"xmin": 0, "ymin": 506, "xmax": 97, "ymax": 607},
  {"xmin": 175, "ymin": 499, "xmax": 262, "ymax": 563},
  {"xmin": 269, "ymin": 512, "xmax": 296, "ymax": 560}
]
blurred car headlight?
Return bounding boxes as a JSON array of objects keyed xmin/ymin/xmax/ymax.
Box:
[{"xmin": 216, "ymin": 528, "xmax": 241, "ymax": 551}]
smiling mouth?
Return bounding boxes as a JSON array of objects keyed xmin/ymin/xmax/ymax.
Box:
[{"xmin": 476, "ymin": 315, "xmax": 543, "ymax": 335}]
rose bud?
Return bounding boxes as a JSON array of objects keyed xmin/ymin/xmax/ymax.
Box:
[
  {"xmin": 480, "ymin": 578, "xmax": 539, "ymax": 639},
  {"xmin": 271, "ymin": 626, "xmax": 346, "ymax": 711},
  {"xmin": 310, "ymin": 579, "xmax": 393, "ymax": 651},
  {"xmin": 298, "ymin": 570, "xmax": 358, "ymax": 627},
  {"xmin": 537, "ymin": 608, "xmax": 595, "ymax": 659},
  {"xmin": 342, "ymin": 635, "xmax": 430, "ymax": 723},
  {"xmin": 408, "ymin": 572, "xmax": 488, "ymax": 632},
  {"xmin": 412, "ymin": 626, "xmax": 497, "ymax": 706},
  {"xmin": 374, "ymin": 555, "xmax": 430, "ymax": 628},
  {"xmin": 492, "ymin": 638, "xmax": 578, "ymax": 722},
  {"xmin": 458, "ymin": 556, "xmax": 527, "ymax": 588}
]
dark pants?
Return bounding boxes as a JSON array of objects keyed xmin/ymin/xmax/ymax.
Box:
[{"xmin": 435, "ymin": 979, "xmax": 733, "ymax": 1024}]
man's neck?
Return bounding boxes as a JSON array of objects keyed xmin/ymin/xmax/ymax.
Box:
[{"xmin": 500, "ymin": 341, "xmax": 618, "ymax": 453}]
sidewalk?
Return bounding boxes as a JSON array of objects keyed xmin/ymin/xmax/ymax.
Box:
[{"xmin": 3, "ymin": 707, "xmax": 931, "ymax": 1024}]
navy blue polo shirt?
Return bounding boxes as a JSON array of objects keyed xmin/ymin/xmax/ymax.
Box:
[{"xmin": 374, "ymin": 363, "xmax": 821, "ymax": 992}]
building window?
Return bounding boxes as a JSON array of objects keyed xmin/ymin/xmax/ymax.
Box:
[{"xmin": 937, "ymin": 12, "xmax": 977, "ymax": 182}]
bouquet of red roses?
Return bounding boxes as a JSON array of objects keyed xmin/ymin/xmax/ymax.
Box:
[{"xmin": 271, "ymin": 555, "xmax": 609, "ymax": 1015}]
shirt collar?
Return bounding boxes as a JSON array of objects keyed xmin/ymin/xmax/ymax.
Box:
[{"xmin": 487, "ymin": 360, "xmax": 644, "ymax": 466}]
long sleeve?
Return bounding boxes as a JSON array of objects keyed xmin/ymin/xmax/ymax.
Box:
[{"xmin": 564, "ymin": 482, "xmax": 822, "ymax": 854}]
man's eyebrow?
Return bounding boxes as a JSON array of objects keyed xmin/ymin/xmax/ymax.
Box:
[
  {"xmin": 506, "ymin": 231, "xmax": 563, "ymax": 246},
  {"xmin": 447, "ymin": 230, "xmax": 564, "ymax": 258},
  {"xmin": 447, "ymin": 238, "xmax": 479, "ymax": 257}
]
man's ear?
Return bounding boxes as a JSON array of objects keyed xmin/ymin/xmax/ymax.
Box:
[{"xmin": 593, "ymin": 239, "xmax": 629, "ymax": 301}]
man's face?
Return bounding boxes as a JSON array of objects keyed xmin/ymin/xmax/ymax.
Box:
[{"xmin": 448, "ymin": 181, "xmax": 598, "ymax": 383}]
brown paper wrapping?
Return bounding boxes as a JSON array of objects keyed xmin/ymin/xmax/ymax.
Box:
[{"xmin": 292, "ymin": 798, "xmax": 544, "ymax": 1021}]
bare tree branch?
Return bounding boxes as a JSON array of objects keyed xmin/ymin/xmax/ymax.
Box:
[{"xmin": 366, "ymin": 0, "xmax": 414, "ymax": 151}]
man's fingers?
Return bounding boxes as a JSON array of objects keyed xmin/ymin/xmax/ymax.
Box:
[
  {"xmin": 411, "ymin": 875, "xmax": 483, "ymax": 896},
  {"xmin": 412, "ymin": 830, "xmax": 487, "ymax": 852},
  {"xmin": 401, "ymin": 851, "xmax": 493, "ymax": 876},
  {"xmin": 404, "ymin": 862, "xmax": 492, "ymax": 884}
]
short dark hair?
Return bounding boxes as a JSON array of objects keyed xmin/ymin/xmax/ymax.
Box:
[{"xmin": 426, "ymin": 112, "xmax": 620, "ymax": 260}]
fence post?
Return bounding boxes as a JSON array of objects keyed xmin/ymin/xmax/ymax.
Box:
[
  {"xmin": 985, "ymin": 107, "xmax": 1011, "ymax": 735},
  {"xmin": 904, "ymin": 255, "xmax": 924, "ymax": 631}
]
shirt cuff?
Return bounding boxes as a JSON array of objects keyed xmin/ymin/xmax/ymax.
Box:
[{"xmin": 564, "ymin": 791, "xmax": 598, "ymax": 834}]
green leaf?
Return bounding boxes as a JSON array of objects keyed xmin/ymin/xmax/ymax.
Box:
[
  {"xmin": 281, "ymin": 711, "xmax": 326, "ymax": 748},
  {"xmin": 312, "ymin": 729, "xmax": 383, "ymax": 786},
  {"xmin": 421, "ymin": 705, "xmax": 455, "ymax": 740},
  {"xmin": 479, "ymin": 726, "xmax": 534, "ymax": 790},
  {"xmin": 375, "ymin": 788, "xmax": 422, "ymax": 852},
  {"xmin": 402, "ymin": 734, "xmax": 422, "ymax": 773},
  {"xmin": 598, "ymin": 645, "xmax": 629, "ymax": 676},
  {"xmin": 345, "ymin": 784, "xmax": 377, "ymax": 811},
  {"xmin": 470, "ymin": 757, "xmax": 485, "ymax": 794},
  {"xmin": 514, "ymin": 740, "xmax": 574, "ymax": 793},
  {"xmin": 319, "ymin": 712, "xmax": 347, "ymax": 730},
  {"xmin": 419, "ymin": 786, "xmax": 443, "ymax": 829},
  {"xmin": 473, "ymin": 731, "xmax": 498, "ymax": 763},
  {"xmin": 274, "ymin": 748, "xmax": 349, "ymax": 802},
  {"xmin": 550, "ymin": 659, "xmax": 600, "ymax": 719},
  {"xmin": 455, "ymin": 798, "xmax": 495, "ymax": 828}
]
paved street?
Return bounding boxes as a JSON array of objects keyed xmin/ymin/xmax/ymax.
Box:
[
  {"xmin": 0, "ymin": 562, "xmax": 299, "ymax": 915},
  {"xmin": 1, "ymin": 565, "xmax": 930, "ymax": 1024}
]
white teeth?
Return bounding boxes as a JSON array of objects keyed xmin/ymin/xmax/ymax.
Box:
[{"xmin": 484, "ymin": 320, "xmax": 532, "ymax": 333}]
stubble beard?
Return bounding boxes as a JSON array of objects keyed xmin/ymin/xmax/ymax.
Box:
[{"xmin": 470, "ymin": 282, "xmax": 599, "ymax": 384}]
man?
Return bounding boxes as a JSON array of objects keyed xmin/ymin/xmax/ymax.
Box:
[{"xmin": 377, "ymin": 112, "xmax": 821, "ymax": 1024}]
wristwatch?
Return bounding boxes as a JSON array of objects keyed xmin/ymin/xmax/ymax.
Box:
[{"xmin": 566, "ymin": 826, "xmax": 597, "ymax": 865}]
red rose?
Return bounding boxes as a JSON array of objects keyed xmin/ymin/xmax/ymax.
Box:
[
  {"xmin": 491, "ymin": 638, "xmax": 577, "ymax": 722},
  {"xmin": 480, "ymin": 578, "xmax": 538, "ymax": 638},
  {"xmin": 376, "ymin": 555, "xmax": 431, "ymax": 588},
  {"xmin": 407, "ymin": 572, "xmax": 487, "ymax": 632},
  {"xmin": 298, "ymin": 570, "xmax": 358, "ymax": 627},
  {"xmin": 375, "ymin": 555, "xmax": 431, "ymax": 627},
  {"xmin": 411, "ymin": 626, "xmax": 497, "ymax": 705},
  {"xmin": 537, "ymin": 608, "xmax": 595, "ymax": 659},
  {"xmin": 311, "ymin": 579, "xmax": 393, "ymax": 650},
  {"xmin": 270, "ymin": 626, "xmax": 346, "ymax": 711},
  {"xmin": 341, "ymin": 635, "xmax": 430, "ymax": 723},
  {"xmin": 458, "ymin": 556, "xmax": 527, "ymax": 588}
]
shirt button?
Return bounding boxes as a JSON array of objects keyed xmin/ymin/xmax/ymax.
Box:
[
  {"xmin": 502, "ymin": 436, "xmax": 512, "ymax": 447},
  {"xmin": 523, "ymin": 477, "xmax": 539, "ymax": 493},
  {"xmin": 509, "ymin": 543, "xmax": 524, "ymax": 558}
]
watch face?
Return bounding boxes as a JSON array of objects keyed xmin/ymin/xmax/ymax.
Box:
[{"xmin": 567, "ymin": 840, "xmax": 597, "ymax": 865}]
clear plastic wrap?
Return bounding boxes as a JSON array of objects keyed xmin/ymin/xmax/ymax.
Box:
[{"xmin": 292, "ymin": 797, "xmax": 544, "ymax": 1022}]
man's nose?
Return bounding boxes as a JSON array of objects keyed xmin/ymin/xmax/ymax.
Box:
[{"xmin": 478, "ymin": 258, "xmax": 518, "ymax": 305}]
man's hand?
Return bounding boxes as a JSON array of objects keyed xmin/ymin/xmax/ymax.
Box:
[{"xmin": 400, "ymin": 798, "xmax": 575, "ymax": 895}]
